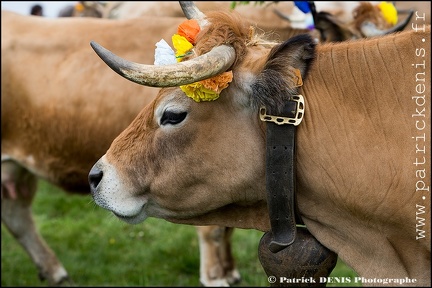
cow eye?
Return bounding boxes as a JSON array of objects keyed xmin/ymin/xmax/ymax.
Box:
[{"xmin": 160, "ymin": 110, "xmax": 187, "ymax": 125}]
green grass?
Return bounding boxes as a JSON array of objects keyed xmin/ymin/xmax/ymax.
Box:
[{"xmin": 2, "ymin": 180, "xmax": 359, "ymax": 286}]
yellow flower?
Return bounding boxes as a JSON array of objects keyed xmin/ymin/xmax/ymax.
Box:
[
  {"xmin": 172, "ymin": 34, "xmax": 193, "ymax": 61},
  {"xmin": 181, "ymin": 83, "xmax": 220, "ymax": 102},
  {"xmin": 378, "ymin": 2, "xmax": 398, "ymax": 26},
  {"xmin": 180, "ymin": 71, "xmax": 233, "ymax": 102}
]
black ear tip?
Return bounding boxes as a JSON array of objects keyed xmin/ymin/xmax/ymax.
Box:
[{"xmin": 283, "ymin": 34, "xmax": 317, "ymax": 55}]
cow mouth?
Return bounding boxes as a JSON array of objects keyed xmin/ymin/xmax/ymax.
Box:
[
  {"xmin": 113, "ymin": 212, "xmax": 134, "ymax": 220},
  {"xmin": 112, "ymin": 210, "xmax": 147, "ymax": 225}
]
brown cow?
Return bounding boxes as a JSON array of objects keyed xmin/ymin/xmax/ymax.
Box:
[
  {"xmin": 1, "ymin": 10, "xmax": 240, "ymax": 286},
  {"xmin": 88, "ymin": 2, "xmax": 431, "ymax": 287}
]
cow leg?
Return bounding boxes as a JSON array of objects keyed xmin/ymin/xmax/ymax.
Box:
[
  {"xmin": 1, "ymin": 160, "xmax": 71, "ymax": 286},
  {"xmin": 196, "ymin": 225, "xmax": 241, "ymax": 287},
  {"xmin": 221, "ymin": 227, "xmax": 241, "ymax": 285}
]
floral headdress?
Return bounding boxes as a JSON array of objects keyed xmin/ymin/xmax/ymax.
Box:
[{"xmin": 154, "ymin": 19, "xmax": 233, "ymax": 102}]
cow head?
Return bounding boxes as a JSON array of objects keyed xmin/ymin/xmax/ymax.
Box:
[{"xmin": 88, "ymin": 2, "xmax": 315, "ymax": 231}]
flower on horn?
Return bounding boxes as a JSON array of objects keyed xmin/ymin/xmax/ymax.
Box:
[
  {"xmin": 153, "ymin": 19, "xmax": 234, "ymax": 102},
  {"xmin": 180, "ymin": 71, "xmax": 233, "ymax": 102},
  {"xmin": 176, "ymin": 20, "xmax": 233, "ymax": 102},
  {"xmin": 154, "ymin": 39, "xmax": 176, "ymax": 66},
  {"xmin": 177, "ymin": 19, "xmax": 200, "ymax": 45},
  {"xmin": 172, "ymin": 34, "xmax": 194, "ymax": 61},
  {"xmin": 172, "ymin": 19, "xmax": 200, "ymax": 61},
  {"xmin": 377, "ymin": 2, "xmax": 398, "ymax": 26}
]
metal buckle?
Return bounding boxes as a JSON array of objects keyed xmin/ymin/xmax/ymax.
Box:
[{"xmin": 259, "ymin": 95, "xmax": 305, "ymax": 126}]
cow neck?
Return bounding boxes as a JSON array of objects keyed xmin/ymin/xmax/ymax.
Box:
[{"xmin": 259, "ymin": 69, "xmax": 305, "ymax": 253}]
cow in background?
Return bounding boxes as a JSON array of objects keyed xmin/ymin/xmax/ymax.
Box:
[
  {"xmin": 1, "ymin": 10, "xmax": 240, "ymax": 286},
  {"xmin": 58, "ymin": 1, "xmax": 104, "ymax": 18}
]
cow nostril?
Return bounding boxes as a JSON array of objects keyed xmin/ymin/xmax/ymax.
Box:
[{"xmin": 88, "ymin": 166, "xmax": 103, "ymax": 191}]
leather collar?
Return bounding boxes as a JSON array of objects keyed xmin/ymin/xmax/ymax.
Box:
[{"xmin": 260, "ymin": 90, "xmax": 305, "ymax": 253}]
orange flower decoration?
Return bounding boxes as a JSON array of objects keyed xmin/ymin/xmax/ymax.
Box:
[
  {"xmin": 200, "ymin": 71, "xmax": 233, "ymax": 94},
  {"xmin": 177, "ymin": 19, "xmax": 200, "ymax": 45},
  {"xmin": 180, "ymin": 71, "xmax": 233, "ymax": 102}
]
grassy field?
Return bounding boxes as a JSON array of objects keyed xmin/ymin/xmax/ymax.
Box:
[{"xmin": 2, "ymin": 180, "xmax": 360, "ymax": 287}]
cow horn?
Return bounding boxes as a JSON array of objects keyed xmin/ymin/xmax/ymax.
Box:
[
  {"xmin": 360, "ymin": 9, "xmax": 414, "ymax": 37},
  {"xmin": 90, "ymin": 41, "xmax": 235, "ymax": 87},
  {"xmin": 179, "ymin": 1, "xmax": 208, "ymax": 28}
]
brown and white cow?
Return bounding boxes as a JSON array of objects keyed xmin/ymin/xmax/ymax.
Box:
[
  {"xmin": 1, "ymin": 10, "xmax": 242, "ymax": 287},
  {"xmin": 88, "ymin": 2, "xmax": 431, "ymax": 287}
]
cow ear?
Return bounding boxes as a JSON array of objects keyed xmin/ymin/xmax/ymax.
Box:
[
  {"xmin": 251, "ymin": 34, "xmax": 316, "ymax": 114},
  {"xmin": 266, "ymin": 34, "xmax": 316, "ymax": 82},
  {"xmin": 314, "ymin": 12, "xmax": 356, "ymax": 42}
]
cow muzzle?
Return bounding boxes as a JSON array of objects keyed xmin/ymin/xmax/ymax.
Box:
[{"xmin": 88, "ymin": 156, "xmax": 149, "ymax": 225}]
